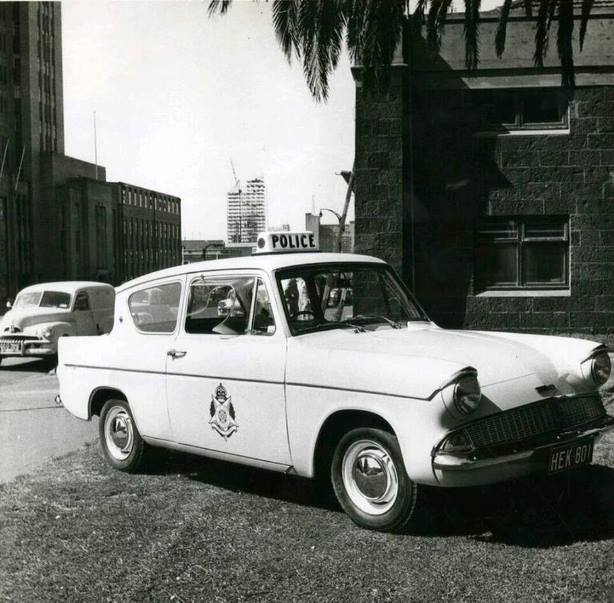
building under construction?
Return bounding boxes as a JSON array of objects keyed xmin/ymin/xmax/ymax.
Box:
[{"xmin": 227, "ymin": 177, "xmax": 266, "ymax": 244}]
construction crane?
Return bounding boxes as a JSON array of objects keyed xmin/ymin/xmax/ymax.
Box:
[
  {"xmin": 230, "ymin": 158, "xmax": 241, "ymax": 194},
  {"xmin": 229, "ymin": 159, "xmax": 242, "ymax": 243}
]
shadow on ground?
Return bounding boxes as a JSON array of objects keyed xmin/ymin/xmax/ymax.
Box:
[
  {"xmin": 143, "ymin": 449, "xmax": 614, "ymax": 548},
  {"xmin": 0, "ymin": 358, "xmax": 56, "ymax": 373}
]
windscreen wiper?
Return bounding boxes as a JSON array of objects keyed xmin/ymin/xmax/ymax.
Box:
[{"xmin": 349, "ymin": 314, "xmax": 402, "ymax": 329}]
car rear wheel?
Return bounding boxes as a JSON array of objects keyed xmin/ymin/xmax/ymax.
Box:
[
  {"xmin": 331, "ymin": 427, "xmax": 419, "ymax": 532},
  {"xmin": 99, "ymin": 399, "xmax": 147, "ymax": 472}
]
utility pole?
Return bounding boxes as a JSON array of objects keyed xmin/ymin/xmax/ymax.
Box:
[{"xmin": 93, "ymin": 111, "xmax": 98, "ymax": 180}]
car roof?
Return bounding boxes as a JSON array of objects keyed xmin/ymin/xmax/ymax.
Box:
[
  {"xmin": 17, "ymin": 281, "xmax": 113, "ymax": 294},
  {"xmin": 116, "ymin": 252, "xmax": 386, "ymax": 293}
]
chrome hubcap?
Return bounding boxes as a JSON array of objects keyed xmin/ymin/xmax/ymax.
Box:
[
  {"xmin": 104, "ymin": 407, "xmax": 134, "ymax": 461},
  {"xmin": 342, "ymin": 439, "xmax": 399, "ymax": 515}
]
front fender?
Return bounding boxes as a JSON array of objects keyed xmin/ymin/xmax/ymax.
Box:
[{"xmin": 25, "ymin": 321, "xmax": 76, "ymax": 339}]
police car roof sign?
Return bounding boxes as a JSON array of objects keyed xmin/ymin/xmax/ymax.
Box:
[{"xmin": 255, "ymin": 231, "xmax": 318, "ymax": 254}]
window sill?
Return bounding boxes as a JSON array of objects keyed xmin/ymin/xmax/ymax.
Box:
[
  {"xmin": 474, "ymin": 289, "xmax": 571, "ymax": 298},
  {"xmin": 474, "ymin": 128, "xmax": 570, "ymax": 138}
]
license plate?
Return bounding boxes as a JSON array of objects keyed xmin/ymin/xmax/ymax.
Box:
[
  {"xmin": 548, "ymin": 438, "xmax": 594, "ymax": 473},
  {"xmin": 0, "ymin": 341, "xmax": 21, "ymax": 353}
]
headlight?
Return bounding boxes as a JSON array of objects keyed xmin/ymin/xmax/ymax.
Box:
[
  {"xmin": 41, "ymin": 327, "xmax": 54, "ymax": 339},
  {"xmin": 590, "ymin": 352, "xmax": 611, "ymax": 386},
  {"xmin": 453, "ymin": 373, "xmax": 482, "ymax": 415}
]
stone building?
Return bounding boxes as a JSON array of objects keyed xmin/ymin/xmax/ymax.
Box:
[
  {"xmin": 0, "ymin": 2, "xmax": 182, "ymax": 302},
  {"xmin": 57, "ymin": 179, "xmax": 181, "ymax": 284},
  {"xmin": 354, "ymin": 3, "xmax": 614, "ymax": 335}
]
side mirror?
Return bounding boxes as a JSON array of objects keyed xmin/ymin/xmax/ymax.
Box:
[{"xmin": 6, "ymin": 300, "xmax": 12, "ymax": 309}]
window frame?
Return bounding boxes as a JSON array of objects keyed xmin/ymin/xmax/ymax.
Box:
[
  {"xmin": 127, "ymin": 280, "xmax": 183, "ymax": 335},
  {"xmin": 472, "ymin": 88, "xmax": 570, "ymax": 135},
  {"xmin": 182, "ymin": 272, "xmax": 278, "ymax": 337},
  {"xmin": 475, "ymin": 217, "xmax": 570, "ymax": 293}
]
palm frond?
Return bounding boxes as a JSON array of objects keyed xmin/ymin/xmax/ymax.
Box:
[
  {"xmin": 533, "ymin": 0, "xmax": 555, "ymax": 68},
  {"xmin": 412, "ymin": 0, "xmax": 428, "ymax": 24},
  {"xmin": 557, "ymin": 0, "xmax": 575, "ymax": 89},
  {"xmin": 272, "ymin": 0, "xmax": 300, "ymax": 61},
  {"xmin": 463, "ymin": 0, "xmax": 481, "ymax": 70},
  {"xmin": 522, "ymin": 0, "xmax": 533, "ymax": 17},
  {"xmin": 208, "ymin": 0, "xmax": 232, "ymax": 17},
  {"xmin": 426, "ymin": 0, "xmax": 454, "ymax": 52},
  {"xmin": 359, "ymin": 0, "xmax": 406, "ymax": 94},
  {"xmin": 580, "ymin": 0, "xmax": 595, "ymax": 51},
  {"xmin": 495, "ymin": 0, "xmax": 513, "ymax": 57}
]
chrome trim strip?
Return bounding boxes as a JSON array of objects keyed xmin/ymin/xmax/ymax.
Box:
[
  {"xmin": 63, "ymin": 363, "xmax": 429, "ymax": 400},
  {"xmin": 64, "ymin": 363, "xmax": 284, "ymax": 386},
  {"xmin": 144, "ymin": 435, "xmax": 291, "ymax": 469}
]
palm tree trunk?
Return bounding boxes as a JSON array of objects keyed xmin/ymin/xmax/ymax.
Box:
[{"xmin": 337, "ymin": 160, "xmax": 355, "ymax": 252}]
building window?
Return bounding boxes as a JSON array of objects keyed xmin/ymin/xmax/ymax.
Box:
[
  {"xmin": 472, "ymin": 88, "xmax": 569, "ymax": 133},
  {"xmin": 476, "ymin": 217, "xmax": 569, "ymax": 291}
]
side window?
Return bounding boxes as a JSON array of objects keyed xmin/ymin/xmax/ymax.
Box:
[
  {"xmin": 128, "ymin": 282, "xmax": 181, "ymax": 333},
  {"xmin": 185, "ymin": 277, "xmax": 255, "ymax": 335},
  {"xmin": 251, "ymin": 279, "xmax": 276, "ymax": 336},
  {"xmin": 74, "ymin": 293, "xmax": 90, "ymax": 311}
]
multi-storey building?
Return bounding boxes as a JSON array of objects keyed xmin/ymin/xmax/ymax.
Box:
[
  {"xmin": 227, "ymin": 178, "xmax": 266, "ymax": 244},
  {"xmin": 0, "ymin": 1, "xmax": 181, "ymax": 301},
  {"xmin": 56, "ymin": 179, "xmax": 181, "ymax": 283}
]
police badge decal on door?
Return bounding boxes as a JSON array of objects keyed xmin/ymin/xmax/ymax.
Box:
[{"xmin": 209, "ymin": 383, "xmax": 238, "ymax": 439}]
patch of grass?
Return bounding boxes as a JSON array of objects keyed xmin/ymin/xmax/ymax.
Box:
[{"xmin": 1, "ymin": 432, "xmax": 613, "ymax": 602}]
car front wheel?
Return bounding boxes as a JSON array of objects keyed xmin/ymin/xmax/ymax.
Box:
[
  {"xmin": 331, "ymin": 427, "xmax": 419, "ymax": 532},
  {"xmin": 99, "ymin": 399, "xmax": 147, "ymax": 472}
]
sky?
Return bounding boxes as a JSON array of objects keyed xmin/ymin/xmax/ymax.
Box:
[
  {"xmin": 61, "ymin": 0, "xmax": 356, "ymax": 241},
  {"xmin": 61, "ymin": 0, "xmax": 503, "ymax": 241}
]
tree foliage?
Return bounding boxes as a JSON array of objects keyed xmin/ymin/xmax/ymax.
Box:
[{"xmin": 209, "ymin": 0, "xmax": 596, "ymax": 101}]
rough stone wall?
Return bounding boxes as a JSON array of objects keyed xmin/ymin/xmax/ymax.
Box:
[
  {"xmin": 354, "ymin": 68, "xmax": 410, "ymax": 283},
  {"xmin": 407, "ymin": 85, "xmax": 614, "ymax": 335}
]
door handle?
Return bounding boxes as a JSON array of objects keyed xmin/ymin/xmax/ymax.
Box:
[{"xmin": 167, "ymin": 349, "xmax": 187, "ymax": 359}]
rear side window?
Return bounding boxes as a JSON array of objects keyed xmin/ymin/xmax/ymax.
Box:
[{"xmin": 128, "ymin": 282, "xmax": 182, "ymax": 333}]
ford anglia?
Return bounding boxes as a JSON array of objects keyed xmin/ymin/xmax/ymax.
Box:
[{"xmin": 57, "ymin": 232, "xmax": 614, "ymax": 532}]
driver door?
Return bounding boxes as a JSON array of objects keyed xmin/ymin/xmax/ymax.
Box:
[{"xmin": 165, "ymin": 272, "xmax": 291, "ymax": 468}]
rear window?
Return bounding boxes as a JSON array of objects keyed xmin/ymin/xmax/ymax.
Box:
[{"xmin": 128, "ymin": 282, "xmax": 182, "ymax": 333}]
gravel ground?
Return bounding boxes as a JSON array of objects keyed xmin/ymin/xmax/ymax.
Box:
[{"xmin": 1, "ymin": 426, "xmax": 613, "ymax": 603}]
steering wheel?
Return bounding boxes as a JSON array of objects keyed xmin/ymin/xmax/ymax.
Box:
[{"xmin": 289, "ymin": 310, "xmax": 316, "ymax": 321}]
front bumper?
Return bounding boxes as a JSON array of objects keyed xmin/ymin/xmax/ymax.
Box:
[
  {"xmin": 432, "ymin": 414, "xmax": 614, "ymax": 487},
  {"xmin": 0, "ymin": 336, "xmax": 57, "ymax": 357}
]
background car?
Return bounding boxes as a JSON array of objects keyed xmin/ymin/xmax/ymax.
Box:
[{"xmin": 0, "ymin": 281, "xmax": 115, "ymax": 364}]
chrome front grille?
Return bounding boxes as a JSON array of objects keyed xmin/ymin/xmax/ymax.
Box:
[
  {"xmin": 0, "ymin": 335, "xmax": 40, "ymax": 343},
  {"xmin": 465, "ymin": 395, "xmax": 606, "ymax": 449}
]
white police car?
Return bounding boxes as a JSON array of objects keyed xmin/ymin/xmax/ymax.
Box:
[{"xmin": 57, "ymin": 231, "xmax": 614, "ymax": 532}]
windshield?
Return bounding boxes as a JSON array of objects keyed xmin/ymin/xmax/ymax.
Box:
[
  {"xmin": 276, "ymin": 263, "xmax": 427, "ymax": 335},
  {"xmin": 14, "ymin": 290, "xmax": 71, "ymax": 309},
  {"xmin": 14, "ymin": 292, "xmax": 42, "ymax": 308}
]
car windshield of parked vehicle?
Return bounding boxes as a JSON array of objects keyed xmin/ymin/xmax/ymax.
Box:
[
  {"xmin": 13, "ymin": 291, "xmax": 43, "ymax": 308},
  {"xmin": 277, "ymin": 263, "xmax": 427, "ymax": 334},
  {"xmin": 39, "ymin": 291, "xmax": 72, "ymax": 309},
  {"xmin": 13, "ymin": 290, "xmax": 71, "ymax": 309}
]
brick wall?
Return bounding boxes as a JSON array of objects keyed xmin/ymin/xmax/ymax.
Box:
[
  {"xmin": 354, "ymin": 67, "xmax": 410, "ymax": 283},
  {"xmin": 408, "ymin": 85, "xmax": 614, "ymax": 335},
  {"xmin": 354, "ymin": 14, "xmax": 614, "ymax": 336}
]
